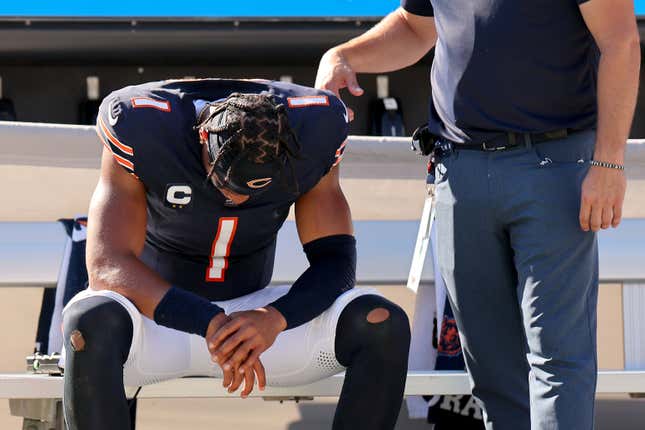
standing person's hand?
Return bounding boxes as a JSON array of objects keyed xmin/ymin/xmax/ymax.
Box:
[
  {"xmin": 315, "ymin": 48, "xmax": 364, "ymax": 97},
  {"xmin": 316, "ymin": 49, "xmax": 363, "ymax": 121},
  {"xmin": 579, "ymin": 165, "xmax": 627, "ymax": 232}
]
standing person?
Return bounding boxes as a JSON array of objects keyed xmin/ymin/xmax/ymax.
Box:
[
  {"xmin": 62, "ymin": 78, "xmax": 410, "ymax": 430},
  {"xmin": 315, "ymin": 1, "xmax": 640, "ymax": 429}
]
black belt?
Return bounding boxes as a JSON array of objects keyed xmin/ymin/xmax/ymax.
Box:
[{"xmin": 451, "ymin": 129, "xmax": 572, "ymax": 152}]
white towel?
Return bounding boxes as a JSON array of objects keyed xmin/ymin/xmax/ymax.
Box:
[{"xmin": 406, "ymin": 226, "xmax": 446, "ymax": 419}]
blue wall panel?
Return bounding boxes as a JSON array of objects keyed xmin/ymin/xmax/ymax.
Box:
[{"xmin": 0, "ymin": 0, "xmax": 400, "ymax": 18}]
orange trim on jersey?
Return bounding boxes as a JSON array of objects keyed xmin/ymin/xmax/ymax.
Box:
[
  {"xmin": 96, "ymin": 125, "xmax": 135, "ymax": 172},
  {"xmin": 95, "ymin": 126, "xmax": 111, "ymax": 150},
  {"xmin": 335, "ymin": 140, "xmax": 348, "ymax": 156},
  {"xmin": 98, "ymin": 117, "xmax": 134, "ymax": 156},
  {"xmin": 332, "ymin": 140, "xmax": 347, "ymax": 167},
  {"xmin": 205, "ymin": 217, "xmax": 239, "ymax": 282},
  {"xmin": 112, "ymin": 152, "xmax": 135, "ymax": 171},
  {"xmin": 130, "ymin": 97, "xmax": 172, "ymax": 112},
  {"xmin": 287, "ymin": 95, "xmax": 330, "ymax": 108}
]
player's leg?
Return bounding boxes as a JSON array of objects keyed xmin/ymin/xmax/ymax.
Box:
[
  {"xmin": 332, "ymin": 294, "xmax": 410, "ymax": 430},
  {"xmin": 511, "ymin": 133, "xmax": 598, "ymax": 429},
  {"xmin": 62, "ymin": 294, "xmax": 133, "ymax": 430},
  {"xmin": 226, "ymin": 286, "xmax": 409, "ymax": 429},
  {"xmin": 62, "ymin": 288, "xmax": 204, "ymax": 430},
  {"xmin": 434, "ymin": 149, "xmax": 532, "ymax": 430}
]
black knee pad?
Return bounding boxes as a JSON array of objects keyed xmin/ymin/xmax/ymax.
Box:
[
  {"xmin": 63, "ymin": 295, "xmax": 133, "ymax": 364},
  {"xmin": 334, "ymin": 294, "xmax": 411, "ymax": 366},
  {"xmin": 63, "ymin": 296, "xmax": 135, "ymax": 430}
]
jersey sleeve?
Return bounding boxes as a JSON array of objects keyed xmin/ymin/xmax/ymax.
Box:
[
  {"xmin": 95, "ymin": 92, "xmax": 137, "ymax": 177},
  {"xmin": 401, "ymin": 0, "xmax": 434, "ymax": 16},
  {"xmin": 326, "ymin": 94, "xmax": 350, "ymax": 170},
  {"xmin": 282, "ymin": 88, "xmax": 350, "ymax": 193},
  {"xmin": 95, "ymin": 87, "xmax": 176, "ymax": 181},
  {"xmin": 289, "ymin": 90, "xmax": 350, "ymax": 173}
]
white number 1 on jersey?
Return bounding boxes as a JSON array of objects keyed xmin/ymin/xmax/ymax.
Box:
[{"xmin": 206, "ymin": 217, "xmax": 238, "ymax": 282}]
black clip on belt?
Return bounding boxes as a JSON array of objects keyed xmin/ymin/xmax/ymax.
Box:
[
  {"xmin": 411, "ymin": 125, "xmax": 440, "ymax": 184},
  {"xmin": 411, "ymin": 125, "xmax": 437, "ymax": 156}
]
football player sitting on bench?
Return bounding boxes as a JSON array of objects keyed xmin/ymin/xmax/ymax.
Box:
[{"xmin": 62, "ymin": 78, "xmax": 411, "ymax": 430}]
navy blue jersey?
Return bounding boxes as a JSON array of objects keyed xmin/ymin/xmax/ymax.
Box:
[{"xmin": 96, "ymin": 79, "xmax": 349, "ymax": 301}]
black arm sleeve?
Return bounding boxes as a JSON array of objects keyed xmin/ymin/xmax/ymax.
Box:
[
  {"xmin": 154, "ymin": 286, "xmax": 224, "ymax": 338},
  {"xmin": 269, "ymin": 234, "xmax": 356, "ymax": 330},
  {"xmin": 401, "ymin": 0, "xmax": 434, "ymax": 17}
]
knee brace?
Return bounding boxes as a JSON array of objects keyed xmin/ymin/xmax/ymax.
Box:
[
  {"xmin": 63, "ymin": 295, "xmax": 134, "ymax": 430},
  {"xmin": 63, "ymin": 295, "xmax": 133, "ymax": 366},
  {"xmin": 334, "ymin": 294, "xmax": 411, "ymax": 367},
  {"xmin": 332, "ymin": 295, "xmax": 411, "ymax": 430}
]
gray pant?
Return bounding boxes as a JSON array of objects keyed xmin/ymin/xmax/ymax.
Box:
[{"xmin": 434, "ymin": 130, "xmax": 599, "ymax": 430}]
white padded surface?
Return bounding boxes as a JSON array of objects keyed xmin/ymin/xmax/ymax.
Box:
[{"xmin": 1, "ymin": 219, "xmax": 644, "ymax": 288}]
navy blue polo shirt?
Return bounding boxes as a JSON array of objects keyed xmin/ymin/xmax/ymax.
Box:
[{"xmin": 402, "ymin": 0, "xmax": 598, "ymax": 144}]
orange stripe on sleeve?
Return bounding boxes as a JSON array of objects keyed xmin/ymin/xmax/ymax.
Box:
[
  {"xmin": 112, "ymin": 153, "xmax": 135, "ymax": 171},
  {"xmin": 96, "ymin": 124, "xmax": 135, "ymax": 172},
  {"xmin": 98, "ymin": 117, "xmax": 134, "ymax": 156}
]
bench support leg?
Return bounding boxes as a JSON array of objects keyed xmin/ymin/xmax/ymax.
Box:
[
  {"xmin": 622, "ymin": 282, "xmax": 645, "ymax": 398},
  {"xmin": 8, "ymin": 399, "xmax": 64, "ymax": 430},
  {"xmin": 623, "ymin": 282, "xmax": 645, "ymax": 370}
]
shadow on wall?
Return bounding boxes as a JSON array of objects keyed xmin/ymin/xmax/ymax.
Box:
[
  {"xmin": 285, "ymin": 396, "xmax": 645, "ymax": 430},
  {"xmin": 288, "ymin": 403, "xmax": 430, "ymax": 430}
]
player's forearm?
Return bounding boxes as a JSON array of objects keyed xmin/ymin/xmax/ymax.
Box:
[
  {"xmin": 331, "ymin": 8, "xmax": 436, "ymax": 73},
  {"xmin": 89, "ymin": 252, "xmax": 225, "ymax": 337},
  {"xmin": 593, "ymin": 32, "xmax": 640, "ymax": 164},
  {"xmin": 269, "ymin": 235, "xmax": 356, "ymax": 329},
  {"xmin": 87, "ymin": 251, "xmax": 170, "ymax": 319}
]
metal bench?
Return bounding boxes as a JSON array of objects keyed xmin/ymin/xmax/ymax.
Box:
[
  {"xmin": 2, "ymin": 122, "xmax": 645, "ymax": 428},
  {"xmin": 1, "ymin": 219, "xmax": 645, "ymax": 429}
]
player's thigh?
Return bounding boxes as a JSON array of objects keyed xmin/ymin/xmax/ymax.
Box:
[
  {"xmin": 254, "ymin": 287, "xmax": 380, "ymax": 386},
  {"xmin": 63, "ymin": 288, "xmax": 202, "ymax": 387}
]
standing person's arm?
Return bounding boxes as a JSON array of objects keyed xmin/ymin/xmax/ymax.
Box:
[
  {"xmin": 315, "ymin": 5, "xmax": 437, "ymax": 97},
  {"xmin": 578, "ymin": 0, "xmax": 640, "ymax": 232}
]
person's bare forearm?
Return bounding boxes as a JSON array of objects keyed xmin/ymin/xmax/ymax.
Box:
[
  {"xmin": 594, "ymin": 36, "xmax": 641, "ymax": 164},
  {"xmin": 87, "ymin": 249, "xmax": 170, "ymax": 319},
  {"xmin": 85, "ymin": 160, "xmax": 170, "ymax": 319},
  {"xmin": 331, "ymin": 8, "xmax": 437, "ymax": 73}
]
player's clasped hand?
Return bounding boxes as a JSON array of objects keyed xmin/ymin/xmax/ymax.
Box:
[{"xmin": 205, "ymin": 307, "xmax": 287, "ymax": 398}]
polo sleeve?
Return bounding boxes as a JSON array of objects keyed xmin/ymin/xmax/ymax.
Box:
[{"xmin": 401, "ymin": 0, "xmax": 434, "ymax": 17}]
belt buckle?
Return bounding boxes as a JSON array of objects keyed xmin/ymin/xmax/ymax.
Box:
[{"xmin": 482, "ymin": 141, "xmax": 506, "ymax": 152}]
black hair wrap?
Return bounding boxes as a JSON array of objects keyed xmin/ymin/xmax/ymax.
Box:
[{"xmin": 197, "ymin": 93, "xmax": 302, "ymax": 197}]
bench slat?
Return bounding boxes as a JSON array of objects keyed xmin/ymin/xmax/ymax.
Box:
[{"xmin": 2, "ymin": 371, "xmax": 644, "ymax": 399}]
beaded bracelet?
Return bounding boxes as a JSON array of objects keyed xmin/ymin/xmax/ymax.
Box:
[{"xmin": 589, "ymin": 160, "xmax": 625, "ymax": 171}]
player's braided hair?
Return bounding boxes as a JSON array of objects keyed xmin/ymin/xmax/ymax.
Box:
[{"xmin": 198, "ymin": 92, "xmax": 301, "ymax": 194}]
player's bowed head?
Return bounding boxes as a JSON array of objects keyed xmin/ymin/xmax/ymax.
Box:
[{"xmin": 196, "ymin": 93, "xmax": 301, "ymax": 207}]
